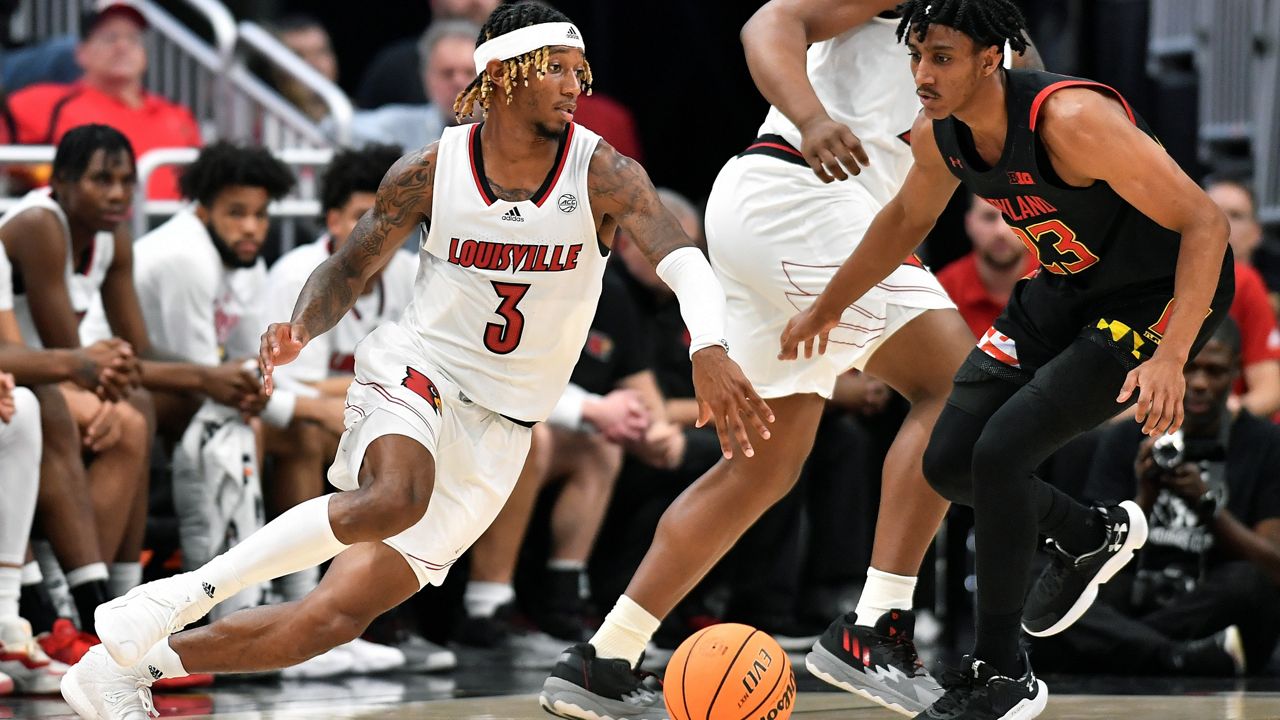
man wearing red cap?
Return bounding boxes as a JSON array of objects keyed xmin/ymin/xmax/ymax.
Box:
[{"xmin": 8, "ymin": 1, "xmax": 201, "ymax": 199}]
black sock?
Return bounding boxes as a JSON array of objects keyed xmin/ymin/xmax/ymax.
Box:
[
  {"xmin": 1036, "ymin": 482, "xmax": 1106, "ymax": 556},
  {"xmin": 973, "ymin": 608, "xmax": 1023, "ymax": 678},
  {"xmin": 19, "ymin": 583, "xmax": 59, "ymax": 634},
  {"xmin": 69, "ymin": 579, "xmax": 108, "ymax": 635}
]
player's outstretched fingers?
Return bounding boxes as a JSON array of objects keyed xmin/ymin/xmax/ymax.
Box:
[
  {"xmin": 745, "ymin": 392, "xmax": 774, "ymax": 439},
  {"xmin": 1116, "ymin": 368, "xmax": 1139, "ymax": 404},
  {"xmin": 817, "ymin": 331, "xmax": 829, "ymax": 356},
  {"xmin": 730, "ymin": 410, "xmax": 755, "ymax": 458},
  {"xmin": 819, "ymin": 149, "xmax": 848, "ymax": 182}
]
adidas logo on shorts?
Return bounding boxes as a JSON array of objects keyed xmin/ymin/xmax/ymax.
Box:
[{"xmin": 502, "ymin": 207, "xmax": 524, "ymax": 222}]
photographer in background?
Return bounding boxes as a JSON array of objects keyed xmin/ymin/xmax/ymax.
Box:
[{"xmin": 1032, "ymin": 319, "xmax": 1280, "ymax": 676}]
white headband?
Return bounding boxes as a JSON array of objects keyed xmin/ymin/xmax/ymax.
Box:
[{"xmin": 473, "ymin": 22, "xmax": 585, "ymax": 76}]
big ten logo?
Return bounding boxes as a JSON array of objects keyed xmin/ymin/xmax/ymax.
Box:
[{"xmin": 737, "ymin": 647, "xmax": 773, "ymax": 706}]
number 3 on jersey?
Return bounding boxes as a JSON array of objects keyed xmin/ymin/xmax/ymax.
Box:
[
  {"xmin": 1010, "ymin": 219, "xmax": 1099, "ymax": 275},
  {"xmin": 485, "ymin": 281, "xmax": 530, "ymax": 354}
]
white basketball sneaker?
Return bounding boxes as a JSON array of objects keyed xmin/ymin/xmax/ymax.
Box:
[
  {"xmin": 95, "ymin": 572, "xmax": 217, "ymax": 667},
  {"xmin": 60, "ymin": 645, "xmax": 157, "ymax": 720},
  {"xmin": 0, "ymin": 616, "xmax": 68, "ymax": 694}
]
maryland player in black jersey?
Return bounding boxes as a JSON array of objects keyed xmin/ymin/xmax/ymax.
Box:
[{"xmin": 781, "ymin": 1, "xmax": 1233, "ymax": 718}]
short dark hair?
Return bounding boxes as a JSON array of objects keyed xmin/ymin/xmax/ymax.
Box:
[
  {"xmin": 269, "ymin": 13, "xmax": 326, "ymax": 36},
  {"xmin": 895, "ymin": 0, "xmax": 1029, "ymax": 54},
  {"xmin": 320, "ymin": 144, "xmax": 403, "ymax": 213},
  {"xmin": 178, "ymin": 142, "xmax": 295, "ymax": 206},
  {"xmin": 1204, "ymin": 176, "xmax": 1258, "ymax": 218},
  {"xmin": 51, "ymin": 124, "xmax": 135, "ymax": 183},
  {"xmin": 1208, "ymin": 317, "xmax": 1242, "ymax": 360}
]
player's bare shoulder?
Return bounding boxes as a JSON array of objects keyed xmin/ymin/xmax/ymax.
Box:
[
  {"xmin": 585, "ymin": 139, "xmax": 653, "ymax": 222},
  {"xmin": 374, "ymin": 143, "xmax": 439, "ymax": 223}
]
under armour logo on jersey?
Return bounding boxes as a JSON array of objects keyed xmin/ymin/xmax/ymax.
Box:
[
  {"xmin": 202, "ymin": 582, "xmax": 216, "ymax": 598},
  {"xmin": 949, "ymin": 156, "xmax": 964, "ymax": 169},
  {"xmin": 566, "ymin": 26, "xmax": 579, "ymax": 40},
  {"xmin": 501, "ymin": 207, "xmax": 524, "ymax": 222}
]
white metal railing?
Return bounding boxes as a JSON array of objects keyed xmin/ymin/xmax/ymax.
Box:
[
  {"xmin": 1147, "ymin": 0, "xmax": 1202, "ymax": 72},
  {"xmin": 0, "ymin": 145, "xmax": 333, "ymax": 246},
  {"xmin": 1195, "ymin": 0, "xmax": 1263, "ymax": 148},
  {"xmin": 235, "ymin": 21, "xmax": 353, "ymax": 146},
  {"xmin": 1256, "ymin": 0, "xmax": 1280, "ymax": 225}
]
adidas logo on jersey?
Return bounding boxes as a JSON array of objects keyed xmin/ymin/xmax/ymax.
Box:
[
  {"xmin": 566, "ymin": 26, "xmax": 579, "ymax": 40},
  {"xmin": 502, "ymin": 207, "xmax": 525, "ymax": 222}
]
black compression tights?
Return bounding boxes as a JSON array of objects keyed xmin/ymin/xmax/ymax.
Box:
[{"xmin": 922, "ymin": 338, "xmax": 1133, "ymax": 676}]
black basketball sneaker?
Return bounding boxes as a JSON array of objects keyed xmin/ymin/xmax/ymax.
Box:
[
  {"xmin": 539, "ymin": 643, "xmax": 667, "ymax": 720},
  {"xmin": 1022, "ymin": 500, "xmax": 1148, "ymax": 637},
  {"xmin": 915, "ymin": 651, "xmax": 1047, "ymax": 720},
  {"xmin": 805, "ymin": 609, "xmax": 941, "ymax": 716}
]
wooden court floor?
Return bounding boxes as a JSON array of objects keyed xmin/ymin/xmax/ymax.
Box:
[{"xmin": 4, "ymin": 678, "xmax": 1279, "ymax": 719}]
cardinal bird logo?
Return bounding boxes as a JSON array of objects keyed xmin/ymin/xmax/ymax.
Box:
[{"xmin": 402, "ymin": 367, "xmax": 443, "ymax": 414}]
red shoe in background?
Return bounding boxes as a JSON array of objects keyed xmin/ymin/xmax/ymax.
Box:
[{"xmin": 36, "ymin": 619, "xmax": 99, "ymax": 666}]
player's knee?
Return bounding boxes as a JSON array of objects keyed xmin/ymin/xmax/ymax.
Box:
[
  {"xmin": 285, "ymin": 419, "xmax": 330, "ymax": 458},
  {"xmin": 582, "ymin": 433, "xmax": 624, "ymax": 479},
  {"xmin": 922, "ymin": 429, "xmax": 971, "ymax": 505},
  {"xmin": 9, "ymin": 387, "xmax": 41, "ymax": 443},
  {"xmin": 363, "ymin": 470, "xmax": 433, "ymax": 535},
  {"xmin": 291, "ymin": 603, "xmax": 369, "ymax": 662}
]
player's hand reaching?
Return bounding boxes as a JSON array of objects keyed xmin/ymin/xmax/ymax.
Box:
[
  {"xmin": 1117, "ymin": 354, "xmax": 1186, "ymax": 436},
  {"xmin": 259, "ymin": 322, "xmax": 309, "ymax": 395},
  {"xmin": 690, "ymin": 346, "xmax": 773, "ymax": 459},
  {"xmin": 797, "ymin": 114, "xmax": 870, "ymax": 183},
  {"xmin": 778, "ymin": 304, "xmax": 841, "ymax": 360}
]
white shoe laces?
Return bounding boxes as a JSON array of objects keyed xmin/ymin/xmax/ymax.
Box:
[{"xmin": 104, "ymin": 679, "xmax": 158, "ymax": 718}]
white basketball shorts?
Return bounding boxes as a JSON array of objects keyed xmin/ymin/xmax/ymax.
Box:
[
  {"xmin": 705, "ymin": 153, "xmax": 955, "ymax": 399},
  {"xmin": 327, "ymin": 323, "xmax": 533, "ymax": 588}
]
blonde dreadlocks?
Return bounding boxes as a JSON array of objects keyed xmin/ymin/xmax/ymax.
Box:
[{"xmin": 454, "ymin": 2, "xmax": 593, "ymax": 121}]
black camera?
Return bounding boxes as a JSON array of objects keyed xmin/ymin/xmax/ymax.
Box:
[{"xmin": 1151, "ymin": 430, "xmax": 1185, "ymax": 470}]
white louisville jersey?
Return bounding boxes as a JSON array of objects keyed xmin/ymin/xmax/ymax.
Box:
[
  {"xmin": 267, "ymin": 235, "xmax": 418, "ymax": 384},
  {"xmin": 398, "ymin": 121, "xmax": 607, "ymax": 423},
  {"xmin": 0, "ymin": 188, "xmax": 114, "ymax": 348},
  {"xmin": 757, "ymin": 16, "xmax": 919, "ymax": 206}
]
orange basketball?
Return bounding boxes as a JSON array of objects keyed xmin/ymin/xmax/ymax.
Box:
[{"xmin": 664, "ymin": 623, "xmax": 797, "ymax": 720}]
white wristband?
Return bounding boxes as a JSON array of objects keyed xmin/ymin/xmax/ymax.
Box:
[
  {"xmin": 547, "ymin": 383, "xmax": 600, "ymax": 431},
  {"xmin": 654, "ymin": 246, "xmax": 729, "ymax": 358},
  {"xmin": 260, "ymin": 390, "xmax": 296, "ymax": 428}
]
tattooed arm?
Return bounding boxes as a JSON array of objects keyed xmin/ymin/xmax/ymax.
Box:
[
  {"xmin": 260, "ymin": 145, "xmax": 435, "ymax": 393},
  {"xmin": 588, "ymin": 142, "xmax": 774, "ymax": 459}
]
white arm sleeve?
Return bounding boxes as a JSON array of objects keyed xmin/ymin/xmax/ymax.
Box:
[
  {"xmin": 546, "ymin": 382, "xmax": 601, "ymax": 431},
  {"xmin": 654, "ymin": 247, "xmax": 729, "ymax": 358}
]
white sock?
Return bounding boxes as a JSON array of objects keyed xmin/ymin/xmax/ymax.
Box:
[
  {"xmin": 33, "ymin": 543, "xmax": 75, "ymax": 621},
  {"xmin": 138, "ymin": 637, "xmax": 188, "ymax": 681},
  {"xmin": 590, "ymin": 595, "xmax": 661, "ymax": 668},
  {"xmin": 198, "ymin": 496, "xmax": 348, "ymax": 604},
  {"xmin": 20, "ymin": 561, "xmax": 41, "ymax": 586},
  {"xmin": 65, "ymin": 562, "xmax": 110, "ymax": 589},
  {"xmin": 464, "ymin": 581, "xmax": 515, "ymax": 618},
  {"xmin": 275, "ymin": 567, "xmax": 321, "ymax": 602},
  {"xmin": 0, "ymin": 389, "xmax": 40, "ymax": 572},
  {"xmin": 108, "ymin": 562, "xmax": 143, "ymax": 598},
  {"xmin": 854, "ymin": 568, "xmax": 917, "ymax": 627},
  {"xmin": 0, "ymin": 567, "xmax": 20, "ymax": 619}
]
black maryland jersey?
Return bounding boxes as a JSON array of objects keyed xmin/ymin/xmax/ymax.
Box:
[{"xmin": 933, "ymin": 69, "xmax": 1214, "ymax": 300}]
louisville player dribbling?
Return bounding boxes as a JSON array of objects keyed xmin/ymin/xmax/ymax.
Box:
[{"xmin": 58, "ymin": 5, "xmax": 771, "ymax": 718}]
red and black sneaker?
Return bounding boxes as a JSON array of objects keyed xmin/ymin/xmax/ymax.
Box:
[
  {"xmin": 806, "ymin": 609, "xmax": 941, "ymax": 717},
  {"xmin": 539, "ymin": 643, "xmax": 666, "ymax": 720},
  {"xmin": 36, "ymin": 619, "xmax": 99, "ymax": 666}
]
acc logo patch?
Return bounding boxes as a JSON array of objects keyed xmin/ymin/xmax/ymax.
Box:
[{"xmin": 558, "ymin": 193, "xmax": 578, "ymax": 213}]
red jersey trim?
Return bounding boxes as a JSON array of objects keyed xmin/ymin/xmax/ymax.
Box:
[
  {"xmin": 744, "ymin": 141, "xmax": 803, "ymax": 159},
  {"xmin": 1029, "ymin": 80, "xmax": 1137, "ymax": 131},
  {"xmin": 467, "ymin": 124, "xmax": 497, "ymax": 206},
  {"xmin": 533, "ymin": 122, "xmax": 574, "ymax": 208}
]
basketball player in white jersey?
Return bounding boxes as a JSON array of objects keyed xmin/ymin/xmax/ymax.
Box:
[
  {"xmin": 0, "ymin": 125, "xmax": 155, "ymax": 642},
  {"xmin": 60, "ymin": 5, "xmax": 769, "ymax": 716},
  {"xmin": 541, "ymin": 2, "xmax": 1040, "ymax": 718}
]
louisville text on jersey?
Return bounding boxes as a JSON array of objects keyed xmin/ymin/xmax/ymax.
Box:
[{"xmin": 448, "ymin": 237, "xmax": 583, "ymax": 272}]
